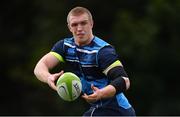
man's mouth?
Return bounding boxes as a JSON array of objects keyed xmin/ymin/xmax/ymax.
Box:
[{"xmin": 77, "ymin": 32, "xmax": 86, "ymax": 36}]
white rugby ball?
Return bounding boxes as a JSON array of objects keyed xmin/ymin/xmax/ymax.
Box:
[{"xmin": 56, "ymin": 72, "xmax": 82, "ymax": 101}]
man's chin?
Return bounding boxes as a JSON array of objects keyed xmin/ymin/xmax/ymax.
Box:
[{"xmin": 77, "ymin": 35, "xmax": 85, "ymax": 39}]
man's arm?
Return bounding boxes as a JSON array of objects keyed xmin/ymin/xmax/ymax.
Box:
[
  {"xmin": 82, "ymin": 62, "xmax": 130, "ymax": 102},
  {"xmin": 34, "ymin": 52, "xmax": 63, "ymax": 91},
  {"xmin": 82, "ymin": 46, "xmax": 130, "ymax": 102}
]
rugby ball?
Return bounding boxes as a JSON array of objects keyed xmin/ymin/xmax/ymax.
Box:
[{"xmin": 56, "ymin": 72, "xmax": 82, "ymax": 101}]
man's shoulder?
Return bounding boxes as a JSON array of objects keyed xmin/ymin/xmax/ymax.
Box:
[
  {"xmin": 52, "ymin": 37, "xmax": 73, "ymax": 48},
  {"xmin": 63, "ymin": 37, "xmax": 73, "ymax": 40},
  {"xmin": 55, "ymin": 37, "xmax": 74, "ymax": 45},
  {"xmin": 93, "ymin": 36, "xmax": 110, "ymax": 47},
  {"xmin": 93, "ymin": 36, "xmax": 111, "ymax": 49},
  {"xmin": 63, "ymin": 37, "xmax": 74, "ymax": 43}
]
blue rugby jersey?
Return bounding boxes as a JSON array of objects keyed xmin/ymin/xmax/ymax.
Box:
[{"xmin": 51, "ymin": 36, "xmax": 131, "ymax": 109}]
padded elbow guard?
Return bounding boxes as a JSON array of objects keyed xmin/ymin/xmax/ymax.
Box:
[{"xmin": 107, "ymin": 66, "xmax": 128, "ymax": 94}]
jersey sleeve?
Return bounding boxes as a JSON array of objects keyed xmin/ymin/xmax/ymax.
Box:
[
  {"xmin": 50, "ymin": 39, "xmax": 65, "ymax": 62},
  {"xmin": 98, "ymin": 46, "xmax": 123, "ymax": 75}
]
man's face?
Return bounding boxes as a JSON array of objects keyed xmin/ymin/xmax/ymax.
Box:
[{"xmin": 68, "ymin": 13, "xmax": 93, "ymax": 45}]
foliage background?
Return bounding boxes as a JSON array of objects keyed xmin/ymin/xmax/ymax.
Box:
[{"xmin": 0, "ymin": 0, "xmax": 180, "ymax": 115}]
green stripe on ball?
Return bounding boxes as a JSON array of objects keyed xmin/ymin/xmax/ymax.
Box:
[{"xmin": 56, "ymin": 72, "xmax": 82, "ymax": 101}]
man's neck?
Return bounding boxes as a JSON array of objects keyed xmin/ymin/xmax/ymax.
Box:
[{"xmin": 75, "ymin": 35, "xmax": 94, "ymax": 46}]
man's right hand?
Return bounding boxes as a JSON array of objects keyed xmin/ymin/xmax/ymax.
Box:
[{"xmin": 47, "ymin": 70, "xmax": 64, "ymax": 91}]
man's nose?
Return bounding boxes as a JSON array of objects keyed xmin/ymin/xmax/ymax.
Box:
[{"xmin": 77, "ymin": 24, "xmax": 83, "ymax": 31}]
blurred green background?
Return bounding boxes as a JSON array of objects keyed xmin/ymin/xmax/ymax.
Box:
[{"xmin": 0, "ymin": 0, "xmax": 180, "ymax": 115}]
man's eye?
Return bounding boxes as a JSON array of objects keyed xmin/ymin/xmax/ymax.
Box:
[
  {"xmin": 71, "ymin": 23, "xmax": 77, "ymax": 27},
  {"xmin": 81, "ymin": 21, "xmax": 87, "ymax": 25}
]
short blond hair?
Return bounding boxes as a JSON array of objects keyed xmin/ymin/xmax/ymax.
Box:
[{"xmin": 67, "ymin": 6, "xmax": 93, "ymax": 24}]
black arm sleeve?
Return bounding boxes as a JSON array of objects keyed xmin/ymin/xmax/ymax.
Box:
[{"xmin": 107, "ymin": 66, "xmax": 128, "ymax": 94}]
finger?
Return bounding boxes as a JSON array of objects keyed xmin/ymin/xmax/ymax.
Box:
[
  {"xmin": 82, "ymin": 94, "xmax": 97, "ymax": 103},
  {"xmin": 81, "ymin": 93, "xmax": 88, "ymax": 99},
  {"xmin": 54, "ymin": 70, "xmax": 64, "ymax": 78},
  {"xmin": 47, "ymin": 76, "xmax": 57, "ymax": 91},
  {"xmin": 91, "ymin": 84, "xmax": 94, "ymax": 89},
  {"xmin": 90, "ymin": 86, "xmax": 102, "ymax": 100},
  {"xmin": 82, "ymin": 94, "xmax": 92, "ymax": 102},
  {"xmin": 82, "ymin": 93, "xmax": 95, "ymax": 100},
  {"xmin": 52, "ymin": 70, "xmax": 64, "ymax": 81},
  {"xmin": 91, "ymin": 84, "xmax": 95, "ymax": 92},
  {"xmin": 91, "ymin": 85, "xmax": 99, "ymax": 92},
  {"xmin": 86, "ymin": 93, "xmax": 97, "ymax": 99},
  {"xmin": 49, "ymin": 81, "xmax": 57, "ymax": 91},
  {"xmin": 57, "ymin": 70, "xmax": 64, "ymax": 76}
]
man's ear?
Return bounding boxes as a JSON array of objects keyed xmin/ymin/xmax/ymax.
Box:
[
  {"xmin": 67, "ymin": 24, "xmax": 72, "ymax": 32},
  {"xmin": 91, "ymin": 20, "xmax": 94, "ymax": 28}
]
